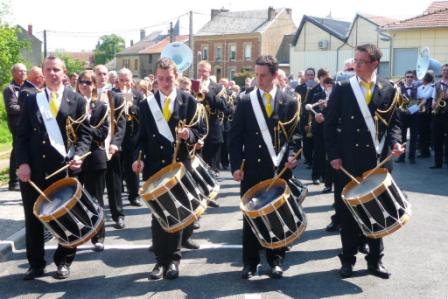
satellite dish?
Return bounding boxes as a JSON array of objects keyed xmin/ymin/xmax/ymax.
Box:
[
  {"xmin": 161, "ymin": 42, "xmax": 193, "ymax": 73},
  {"xmin": 416, "ymin": 47, "xmax": 442, "ymax": 80}
]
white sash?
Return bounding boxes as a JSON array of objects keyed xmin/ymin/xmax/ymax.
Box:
[
  {"xmin": 349, "ymin": 76, "xmax": 385, "ymax": 155},
  {"xmin": 36, "ymin": 91, "xmax": 67, "ymax": 158},
  {"xmin": 99, "ymin": 91, "xmax": 112, "ymax": 160},
  {"xmin": 147, "ymin": 95, "xmax": 174, "ymax": 143},
  {"xmin": 249, "ymin": 89, "xmax": 287, "ymax": 167}
]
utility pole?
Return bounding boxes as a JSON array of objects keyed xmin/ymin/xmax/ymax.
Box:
[
  {"xmin": 169, "ymin": 22, "xmax": 174, "ymax": 42},
  {"xmin": 189, "ymin": 10, "xmax": 194, "ymax": 79},
  {"xmin": 43, "ymin": 30, "xmax": 47, "ymax": 57}
]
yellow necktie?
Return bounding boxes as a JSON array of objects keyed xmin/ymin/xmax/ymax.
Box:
[
  {"xmin": 264, "ymin": 92, "xmax": 272, "ymax": 117},
  {"xmin": 361, "ymin": 81, "xmax": 373, "ymax": 104},
  {"xmin": 163, "ymin": 97, "xmax": 171, "ymax": 121},
  {"xmin": 49, "ymin": 92, "xmax": 59, "ymax": 118}
]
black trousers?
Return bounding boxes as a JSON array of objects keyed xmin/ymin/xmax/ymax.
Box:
[
  {"xmin": 417, "ymin": 113, "xmax": 432, "ymax": 155},
  {"xmin": 432, "ymin": 113, "xmax": 448, "ymax": 166},
  {"xmin": 303, "ymin": 136, "xmax": 313, "ymax": 164},
  {"xmin": 334, "ymin": 173, "xmax": 383, "ymax": 265},
  {"xmin": 151, "ymin": 217, "xmax": 182, "ymax": 266},
  {"xmin": 203, "ymin": 142, "xmax": 222, "ymax": 172},
  {"xmin": 79, "ymin": 169, "xmax": 106, "ymax": 244},
  {"xmin": 220, "ymin": 131, "xmax": 230, "ymax": 168},
  {"xmin": 20, "ymin": 176, "xmax": 77, "ymax": 269},
  {"xmin": 105, "ymin": 153, "xmax": 124, "ymax": 222},
  {"xmin": 121, "ymin": 147, "xmax": 139, "ymax": 202},
  {"xmin": 399, "ymin": 113, "xmax": 418, "ymax": 160},
  {"xmin": 8, "ymin": 134, "xmax": 18, "ymax": 186}
]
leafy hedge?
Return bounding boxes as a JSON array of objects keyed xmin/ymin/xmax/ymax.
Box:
[{"xmin": 0, "ymin": 92, "xmax": 12, "ymax": 144}]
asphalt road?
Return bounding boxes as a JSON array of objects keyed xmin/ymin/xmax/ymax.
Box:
[{"xmin": 0, "ymin": 157, "xmax": 447, "ymax": 298}]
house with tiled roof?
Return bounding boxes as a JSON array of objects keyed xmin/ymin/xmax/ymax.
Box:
[
  {"xmin": 381, "ymin": 1, "xmax": 448, "ymax": 78},
  {"xmin": 16, "ymin": 25, "xmax": 42, "ymax": 66},
  {"xmin": 116, "ymin": 28, "xmax": 188, "ymax": 78},
  {"xmin": 290, "ymin": 13, "xmax": 395, "ymax": 77},
  {"xmin": 193, "ymin": 7, "xmax": 296, "ymax": 79}
]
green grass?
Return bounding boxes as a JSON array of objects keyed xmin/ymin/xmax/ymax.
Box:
[
  {"xmin": 0, "ymin": 167, "xmax": 9, "ymax": 186},
  {"xmin": 0, "ymin": 93, "xmax": 12, "ymax": 144}
]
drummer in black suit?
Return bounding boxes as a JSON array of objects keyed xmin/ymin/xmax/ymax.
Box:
[
  {"xmin": 16, "ymin": 56, "xmax": 91, "ymax": 280},
  {"xmin": 229, "ymin": 55, "xmax": 301, "ymax": 279},
  {"xmin": 132, "ymin": 58, "xmax": 204, "ymax": 280},
  {"xmin": 113, "ymin": 68, "xmax": 145, "ymax": 209},
  {"xmin": 324, "ymin": 44, "xmax": 404, "ymax": 279},
  {"xmin": 76, "ymin": 70, "xmax": 109, "ymax": 252}
]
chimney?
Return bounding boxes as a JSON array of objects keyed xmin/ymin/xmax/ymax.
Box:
[
  {"xmin": 130, "ymin": 40, "xmax": 134, "ymax": 46},
  {"xmin": 27, "ymin": 24, "xmax": 33, "ymax": 36},
  {"xmin": 140, "ymin": 29, "xmax": 145, "ymax": 41},
  {"xmin": 211, "ymin": 9, "xmax": 220, "ymax": 20},
  {"xmin": 268, "ymin": 6, "xmax": 275, "ymax": 21}
]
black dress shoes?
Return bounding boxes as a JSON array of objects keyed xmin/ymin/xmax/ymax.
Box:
[
  {"xmin": 114, "ymin": 217, "xmax": 125, "ymax": 229},
  {"xmin": 368, "ymin": 262, "xmax": 391, "ymax": 279},
  {"xmin": 322, "ymin": 186, "xmax": 332, "ymax": 193},
  {"xmin": 269, "ymin": 265, "xmax": 283, "ymax": 279},
  {"xmin": 340, "ymin": 264, "xmax": 353, "ymax": 278},
  {"xmin": 193, "ymin": 221, "xmax": 200, "ymax": 230},
  {"xmin": 326, "ymin": 221, "xmax": 340, "ymax": 232},
  {"xmin": 358, "ymin": 243, "xmax": 370, "ymax": 255},
  {"xmin": 312, "ymin": 179, "xmax": 321, "ymax": 185},
  {"xmin": 207, "ymin": 200, "xmax": 220, "ymax": 208},
  {"xmin": 129, "ymin": 199, "xmax": 142, "ymax": 206},
  {"xmin": 241, "ymin": 265, "xmax": 257, "ymax": 279},
  {"xmin": 148, "ymin": 264, "xmax": 164, "ymax": 280},
  {"xmin": 23, "ymin": 267, "xmax": 45, "ymax": 280},
  {"xmin": 165, "ymin": 263, "xmax": 179, "ymax": 280},
  {"xmin": 182, "ymin": 240, "xmax": 200, "ymax": 250},
  {"xmin": 55, "ymin": 265, "xmax": 70, "ymax": 279}
]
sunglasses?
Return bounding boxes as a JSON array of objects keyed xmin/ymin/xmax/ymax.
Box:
[
  {"xmin": 79, "ymin": 80, "xmax": 93, "ymax": 86},
  {"xmin": 406, "ymin": 76, "xmax": 413, "ymax": 79}
]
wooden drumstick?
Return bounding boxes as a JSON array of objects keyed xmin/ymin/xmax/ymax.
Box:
[
  {"xmin": 240, "ymin": 159, "xmax": 245, "ymax": 172},
  {"xmin": 45, "ymin": 151, "xmax": 91, "ymax": 180},
  {"xmin": 364, "ymin": 144, "xmax": 406, "ymax": 179},
  {"xmin": 340, "ymin": 166, "xmax": 361, "ymax": 185},
  {"xmin": 28, "ymin": 180, "xmax": 52, "ymax": 203},
  {"xmin": 266, "ymin": 148, "xmax": 303, "ymax": 190}
]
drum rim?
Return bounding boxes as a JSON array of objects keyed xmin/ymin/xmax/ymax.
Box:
[
  {"xmin": 33, "ymin": 177, "xmax": 82, "ymax": 222},
  {"xmin": 259, "ymin": 218, "xmax": 307, "ymax": 249},
  {"xmin": 139, "ymin": 162, "xmax": 185, "ymax": 201},
  {"xmin": 342, "ymin": 168, "xmax": 392, "ymax": 206},
  {"xmin": 364, "ymin": 212, "xmax": 411, "ymax": 239},
  {"xmin": 58, "ymin": 215, "xmax": 105, "ymax": 248},
  {"xmin": 164, "ymin": 202, "xmax": 207, "ymax": 233},
  {"xmin": 240, "ymin": 178, "xmax": 290, "ymax": 217}
]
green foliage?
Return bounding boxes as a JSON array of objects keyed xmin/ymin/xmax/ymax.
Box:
[
  {"xmin": 55, "ymin": 51, "xmax": 85, "ymax": 75},
  {"xmin": 94, "ymin": 34, "xmax": 125, "ymax": 65},
  {"xmin": 234, "ymin": 69, "xmax": 255, "ymax": 88},
  {"xmin": 0, "ymin": 25, "xmax": 29, "ymax": 86},
  {"xmin": 0, "ymin": 92, "xmax": 12, "ymax": 144}
]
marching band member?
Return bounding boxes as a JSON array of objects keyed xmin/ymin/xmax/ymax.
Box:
[
  {"xmin": 16, "ymin": 56, "xmax": 91, "ymax": 280},
  {"xmin": 430, "ymin": 64, "xmax": 448, "ymax": 169},
  {"xmin": 76, "ymin": 70, "xmax": 109, "ymax": 252},
  {"xmin": 132, "ymin": 58, "xmax": 205, "ymax": 280},
  {"xmin": 416, "ymin": 72, "xmax": 435, "ymax": 159},
  {"xmin": 324, "ymin": 44, "xmax": 404, "ymax": 279},
  {"xmin": 113, "ymin": 68, "xmax": 144, "ymax": 208},
  {"xmin": 230, "ymin": 55, "xmax": 301, "ymax": 279},
  {"xmin": 94, "ymin": 65, "xmax": 127, "ymax": 230}
]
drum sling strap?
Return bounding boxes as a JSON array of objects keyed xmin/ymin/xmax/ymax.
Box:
[{"xmin": 147, "ymin": 94, "xmax": 174, "ymax": 143}]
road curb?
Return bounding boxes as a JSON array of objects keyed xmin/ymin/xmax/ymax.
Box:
[{"xmin": 0, "ymin": 227, "xmax": 26, "ymax": 262}]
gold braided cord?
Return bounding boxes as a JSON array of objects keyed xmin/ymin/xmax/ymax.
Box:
[
  {"xmin": 91, "ymin": 104, "xmax": 110, "ymax": 130},
  {"xmin": 66, "ymin": 112, "xmax": 88, "ymax": 147}
]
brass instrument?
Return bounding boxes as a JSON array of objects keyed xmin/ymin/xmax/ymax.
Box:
[
  {"xmin": 398, "ymin": 93, "xmax": 411, "ymax": 113},
  {"xmin": 433, "ymin": 84, "xmax": 447, "ymax": 115},
  {"xmin": 417, "ymin": 99, "xmax": 427, "ymax": 113}
]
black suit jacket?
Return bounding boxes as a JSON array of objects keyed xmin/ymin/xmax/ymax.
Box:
[
  {"xmin": 112, "ymin": 88, "xmax": 144, "ymax": 151},
  {"xmin": 83, "ymin": 99, "xmax": 109, "ymax": 171},
  {"xmin": 324, "ymin": 77, "xmax": 401, "ymax": 177},
  {"xmin": 16, "ymin": 87, "xmax": 92, "ymax": 181},
  {"xmin": 229, "ymin": 89, "xmax": 301, "ymax": 194},
  {"xmin": 18, "ymin": 80, "xmax": 39, "ymax": 107},
  {"xmin": 136, "ymin": 90, "xmax": 205, "ymax": 180},
  {"xmin": 2, "ymin": 80, "xmax": 22, "ymax": 131},
  {"xmin": 204, "ymin": 81, "xmax": 227, "ymax": 143}
]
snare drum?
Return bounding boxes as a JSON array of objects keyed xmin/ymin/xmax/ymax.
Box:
[
  {"xmin": 190, "ymin": 155, "xmax": 220, "ymax": 201},
  {"xmin": 342, "ymin": 168, "xmax": 411, "ymax": 239},
  {"xmin": 139, "ymin": 162, "xmax": 208, "ymax": 233},
  {"xmin": 33, "ymin": 177, "xmax": 104, "ymax": 248},
  {"xmin": 241, "ymin": 178, "xmax": 307, "ymax": 249},
  {"xmin": 287, "ymin": 176, "xmax": 308, "ymax": 204}
]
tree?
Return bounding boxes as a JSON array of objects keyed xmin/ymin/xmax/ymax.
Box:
[
  {"xmin": 55, "ymin": 51, "xmax": 85, "ymax": 75},
  {"xmin": 0, "ymin": 26, "xmax": 29, "ymax": 85},
  {"xmin": 94, "ymin": 34, "xmax": 125, "ymax": 65}
]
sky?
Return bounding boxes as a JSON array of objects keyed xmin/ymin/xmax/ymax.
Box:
[{"xmin": 5, "ymin": 0, "xmax": 435, "ymax": 52}]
